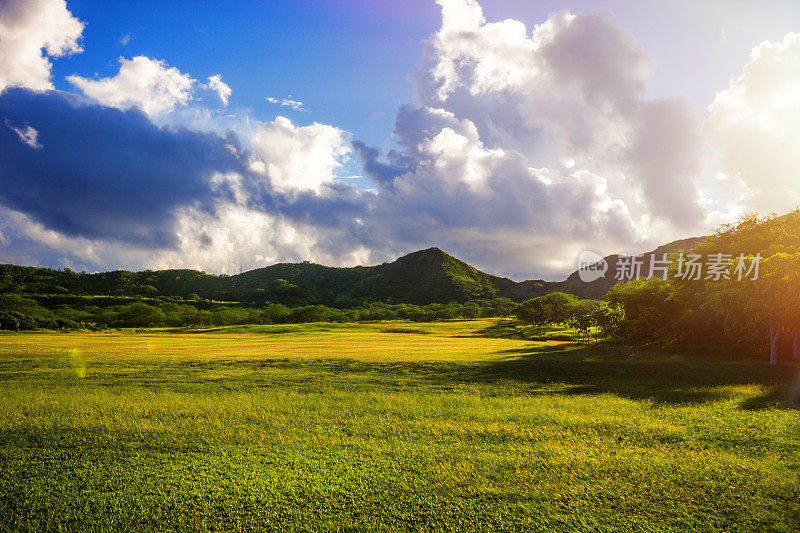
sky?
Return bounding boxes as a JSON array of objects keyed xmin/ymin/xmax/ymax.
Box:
[{"xmin": 2, "ymin": 0, "xmax": 800, "ymax": 280}]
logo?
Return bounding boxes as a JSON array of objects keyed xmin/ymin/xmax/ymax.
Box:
[{"xmin": 578, "ymin": 250, "xmax": 608, "ymax": 283}]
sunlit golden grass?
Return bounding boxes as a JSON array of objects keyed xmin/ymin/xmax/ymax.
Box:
[
  {"xmin": 1, "ymin": 319, "xmax": 798, "ymax": 531},
  {"xmin": 0, "ymin": 321, "xmax": 550, "ymax": 363}
]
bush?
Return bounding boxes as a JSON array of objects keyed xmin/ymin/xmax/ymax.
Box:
[
  {"xmin": 0, "ymin": 310, "xmax": 37, "ymax": 330},
  {"xmin": 114, "ymin": 303, "xmax": 166, "ymax": 328}
]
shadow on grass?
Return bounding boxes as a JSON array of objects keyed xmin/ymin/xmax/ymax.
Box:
[
  {"xmin": 160, "ymin": 327, "xmax": 230, "ymax": 334},
  {"xmin": 452, "ymin": 321, "xmax": 526, "ymax": 340},
  {"xmin": 485, "ymin": 342, "xmax": 800, "ymax": 409},
  {"xmin": 136, "ymin": 341, "xmax": 800, "ymax": 409},
  {"xmin": 496, "ymin": 344, "xmax": 579, "ymax": 355},
  {"xmin": 462, "ymin": 321, "xmax": 585, "ymax": 342},
  {"xmin": 379, "ymin": 327, "xmax": 431, "ymax": 335},
  {"xmin": 451, "ymin": 320, "xmax": 799, "ymax": 409}
]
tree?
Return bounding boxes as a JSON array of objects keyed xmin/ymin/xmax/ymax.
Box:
[
  {"xmin": 513, "ymin": 292, "xmax": 578, "ymax": 326},
  {"xmin": 0, "ymin": 293, "xmax": 53, "ymax": 326},
  {"xmin": 287, "ymin": 305, "xmax": 334, "ymax": 323},
  {"xmin": 593, "ymin": 302, "xmax": 625, "ymax": 342},
  {"xmin": 755, "ymin": 252, "xmax": 800, "ymax": 364},
  {"xmin": 566, "ymin": 299, "xmax": 601, "ymax": 343},
  {"xmin": 605, "ymin": 278, "xmax": 677, "ymax": 348},
  {"xmin": 0, "ymin": 310, "xmax": 36, "ymax": 330},
  {"xmin": 115, "ymin": 303, "xmax": 166, "ymax": 328}
]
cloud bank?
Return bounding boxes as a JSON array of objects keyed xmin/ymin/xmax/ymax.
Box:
[
  {"xmin": 353, "ymin": 0, "xmax": 706, "ymax": 275},
  {"xmin": 0, "ymin": 89, "xmax": 245, "ymax": 247},
  {"xmin": 1, "ymin": 0, "xmax": 799, "ymax": 280}
]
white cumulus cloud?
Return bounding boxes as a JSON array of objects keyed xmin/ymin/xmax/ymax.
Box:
[
  {"xmin": 249, "ymin": 116, "xmax": 350, "ymax": 193},
  {"xmin": 706, "ymin": 32, "xmax": 800, "ymax": 215},
  {"xmin": 352, "ymin": 0, "xmax": 706, "ymax": 277},
  {"xmin": 365, "ymin": 105, "xmax": 643, "ymax": 277},
  {"xmin": 148, "ymin": 200, "xmax": 373, "ymax": 274},
  {"xmin": 0, "ymin": 0, "xmax": 84, "ymax": 92},
  {"xmin": 68, "ymin": 56, "xmax": 196, "ymax": 117},
  {"xmin": 411, "ymin": 0, "xmax": 705, "ymax": 230}
]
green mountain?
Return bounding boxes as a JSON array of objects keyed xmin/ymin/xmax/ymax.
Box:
[
  {"xmin": 0, "ymin": 248, "xmax": 512, "ymax": 306},
  {"xmin": 0, "ymin": 240, "xmax": 706, "ymax": 307}
]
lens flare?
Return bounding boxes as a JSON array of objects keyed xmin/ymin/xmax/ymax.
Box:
[
  {"xmin": 146, "ymin": 338, "xmax": 160, "ymax": 354},
  {"xmin": 68, "ymin": 347, "xmax": 86, "ymax": 378}
]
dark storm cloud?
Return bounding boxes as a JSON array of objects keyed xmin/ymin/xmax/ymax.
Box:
[
  {"xmin": 0, "ymin": 88, "xmax": 245, "ymax": 247},
  {"xmin": 352, "ymin": 140, "xmax": 415, "ymax": 190}
]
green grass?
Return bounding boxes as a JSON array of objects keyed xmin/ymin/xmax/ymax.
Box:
[{"xmin": 1, "ymin": 319, "xmax": 799, "ymax": 531}]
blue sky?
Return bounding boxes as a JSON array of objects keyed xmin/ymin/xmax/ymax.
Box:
[
  {"xmin": 2, "ymin": 0, "xmax": 800, "ymax": 278},
  {"xmin": 51, "ymin": 0, "xmax": 800, "ymax": 150},
  {"xmin": 51, "ymin": 0, "xmax": 443, "ymax": 174}
]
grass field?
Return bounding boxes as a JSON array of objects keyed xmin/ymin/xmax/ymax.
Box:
[{"xmin": 1, "ymin": 319, "xmax": 799, "ymax": 531}]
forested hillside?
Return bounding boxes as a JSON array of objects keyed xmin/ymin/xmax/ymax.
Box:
[
  {"xmin": 0, "ymin": 240, "xmax": 710, "ymax": 308},
  {"xmin": 604, "ymin": 211, "xmax": 800, "ymax": 364},
  {"xmin": 0, "ymin": 247, "xmax": 552, "ymax": 306}
]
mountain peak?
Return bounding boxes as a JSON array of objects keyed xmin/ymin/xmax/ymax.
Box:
[
  {"xmin": 403, "ymin": 247, "xmax": 447, "ymax": 257},
  {"xmin": 391, "ymin": 247, "xmax": 454, "ymax": 267}
]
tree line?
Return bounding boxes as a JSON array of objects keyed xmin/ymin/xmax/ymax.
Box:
[{"xmin": 0, "ymin": 294, "xmax": 517, "ymax": 330}]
